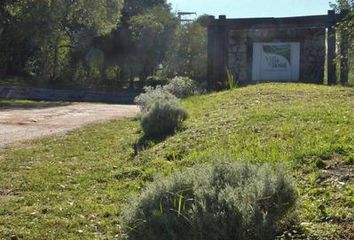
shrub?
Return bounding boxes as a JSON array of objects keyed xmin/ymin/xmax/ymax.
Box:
[
  {"xmin": 120, "ymin": 162, "xmax": 297, "ymax": 240},
  {"xmin": 145, "ymin": 70, "xmax": 169, "ymax": 87},
  {"xmin": 140, "ymin": 99, "xmax": 188, "ymax": 137},
  {"xmin": 163, "ymin": 76, "xmax": 199, "ymax": 98},
  {"xmin": 134, "ymin": 86, "xmax": 188, "ymax": 137},
  {"xmin": 134, "ymin": 86, "xmax": 178, "ymax": 112},
  {"xmin": 105, "ymin": 65, "xmax": 120, "ymax": 80}
]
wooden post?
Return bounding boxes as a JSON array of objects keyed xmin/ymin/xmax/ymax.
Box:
[
  {"xmin": 327, "ymin": 10, "xmax": 337, "ymax": 85},
  {"xmin": 207, "ymin": 16, "xmax": 216, "ymax": 90},
  {"xmin": 207, "ymin": 15, "xmax": 227, "ymax": 90},
  {"xmin": 340, "ymin": 10, "xmax": 349, "ymax": 85},
  {"xmin": 216, "ymin": 15, "xmax": 227, "ymax": 89}
]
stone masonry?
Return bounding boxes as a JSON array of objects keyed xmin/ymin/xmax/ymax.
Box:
[{"xmin": 228, "ymin": 28, "xmax": 326, "ymax": 84}]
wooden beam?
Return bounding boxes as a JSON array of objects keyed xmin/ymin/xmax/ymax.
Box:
[
  {"xmin": 207, "ymin": 16, "xmax": 216, "ymax": 90},
  {"xmin": 209, "ymin": 14, "xmax": 337, "ymax": 29},
  {"xmin": 340, "ymin": 10, "xmax": 350, "ymax": 85},
  {"xmin": 216, "ymin": 15, "xmax": 227, "ymax": 89},
  {"xmin": 207, "ymin": 15, "xmax": 228, "ymax": 90},
  {"xmin": 327, "ymin": 10, "xmax": 337, "ymax": 85}
]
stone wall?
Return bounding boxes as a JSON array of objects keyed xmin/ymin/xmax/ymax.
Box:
[
  {"xmin": 0, "ymin": 86, "xmax": 138, "ymax": 103},
  {"xmin": 228, "ymin": 27, "xmax": 326, "ymax": 84}
]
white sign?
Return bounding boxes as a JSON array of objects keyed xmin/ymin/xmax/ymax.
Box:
[{"xmin": 252, "ymin": 42, "xmax": 300, "ymax": 82}]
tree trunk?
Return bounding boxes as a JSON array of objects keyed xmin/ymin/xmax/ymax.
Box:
[
  {"xmin": 129, "ymin": 75, "xmax": 134, "ymax": 89},
  {"xmin": 340, "ymin": 30, "xmax": 349, "ymax": 85},
  {"xmin": 52, "ymin": 39, "xmax": 59, "ymax": 82},
  {"xmin": 41, "ymin": 39, "xmax": 50, "ymax": 82}
]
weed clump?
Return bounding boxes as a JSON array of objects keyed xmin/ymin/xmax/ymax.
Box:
[{"xmin": 120, "ymin": 162, "xmax": 297, "ymax": 240}]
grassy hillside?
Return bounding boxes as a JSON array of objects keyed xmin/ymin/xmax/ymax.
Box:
[{"xmin": 0, "ymin": 84, "xmax": 353, "ymax": 239}]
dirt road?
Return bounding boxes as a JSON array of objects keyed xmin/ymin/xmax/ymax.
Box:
[{"xmin": 0, "ymin": 103, "xmax": 139, "ymax": 148}]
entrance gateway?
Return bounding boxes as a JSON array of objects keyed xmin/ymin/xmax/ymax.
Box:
[{"xmin": 207, "ymin": 10, "xmax": 349, "ymax": 90}]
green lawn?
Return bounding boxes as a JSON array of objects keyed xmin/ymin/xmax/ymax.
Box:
[{"xmin": 0, "ymin": 83, "xmax": 353, "ymax": 239}]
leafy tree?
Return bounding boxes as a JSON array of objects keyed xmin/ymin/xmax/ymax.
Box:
[
  {"xmin": 330, "ymin": 0, "xmax": 354, "ymax": 83},
  {"xmin": 330, "ymin": 0, "xmax": 353, "ymax": 12},
  {"xmin": 1, "ymin": 0, "xmax": 124, "ymax": 82},
  {"xmin": 104, "ymin": 0, "xmax": 177, "ymax": 87},
  {"xmin": 128, "ymin": 6, "xmax": 178, "ymax": 83},
  {"xmin": 164, "ymin": 16, "xmax": 208, "ymax": 83},
  {"xmin": 0, "ymin": 0, "xmax": 210, "ymax": 89}
]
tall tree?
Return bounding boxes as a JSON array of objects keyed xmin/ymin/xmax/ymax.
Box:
[
  {"xmin": 330, "ymin": 0, "xmax": 353, "ymax": 12},
  {"xmin": 128, "ymin": 5, "xmax": 178, "ymax": 82},
  {"xmin": 330, "ymin": 0, "xmax": 354, "ymax": 83},
  {"xmin": 0, "ymin": 0, "xmax": 20, "ymax": 76},
  {"xmin": 122, "ymin": 0, "xmax": 169, "ymax": 17},
  {"xmin": 1, "ymin": 0, "xmax": 124, "ymax": 81},
  {"xmin": 109, "ymin": 0, "xmax": 177, "ymax": 86},
  {"xmin": 164, "ymin": 15, "xmax": 208, "ymax": 83}
]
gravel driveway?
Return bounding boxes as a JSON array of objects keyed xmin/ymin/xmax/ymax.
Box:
[{"xmin": 0, "ymin": 103, "xmax": 139, "ymax": 148}]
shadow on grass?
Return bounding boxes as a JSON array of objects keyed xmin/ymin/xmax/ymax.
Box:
[
  {"xmin": 132, "ymin": 125, "xmax": 189, "ymax": 158},
  {"xmin": 133, "ymin": 133, "xmax": 169, "ymax": 156}
]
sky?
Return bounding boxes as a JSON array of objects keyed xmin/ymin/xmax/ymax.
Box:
[{"xmin": 168, "ymin": 0, "xmax": 333, "ymax": 18}]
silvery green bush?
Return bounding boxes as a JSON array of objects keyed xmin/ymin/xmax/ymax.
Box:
[
  {"xmin": 120, "ymin": 162, "xmax": 297, "ymax": 240},
  {"xmin": 140, "ymin": 99, "xmax": 188, "ymax": 137},
  {"xmin": 163, "ymin": 76, "xmax": 199, "ymax": 99},
  {"xmin": 134, "ymin": 86, "xmax": 178, "ymax": 112},
  {"xmin": 134, "ymin": 86, "xmax": 188, "ymax": 137}
]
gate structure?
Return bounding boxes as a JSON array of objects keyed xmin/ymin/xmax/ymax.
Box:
[{"xmin": 207, "ymin": 10, "xmax": 349, "ymax": 90}]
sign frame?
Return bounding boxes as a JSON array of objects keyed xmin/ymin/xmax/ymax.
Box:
[{"xmin": 252, "ymin": 42, "xmax": 300, "ymax": 82}]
